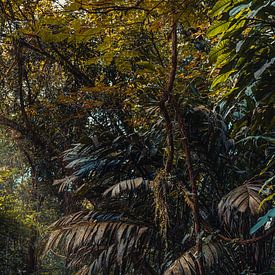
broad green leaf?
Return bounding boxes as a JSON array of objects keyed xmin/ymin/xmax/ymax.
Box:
[
  {"xmin": 211, "ymin": 69, "xmax": 236, "ymax": 88},
  {"xmin": 210, "ymin": 39, "xmax": 230, "ymax": 62},
  {"xmin": 211, "ymin": 0, "xmax": 232, "ymax": 17},
  {"xmin": 215, "ymin": 51, "xmax": 232, "ymax": 68},
  {"xmin": 207, "ymin": 21, "xmax": 231, "ymax": 38},
  {"xmin": 226, "ymin": 16, "xmax": 247, "ymax": 33}
]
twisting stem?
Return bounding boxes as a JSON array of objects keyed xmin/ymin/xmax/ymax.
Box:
[
  {"xmin": 159, "ymin": 8, "xmax": 204, "ymax": 274},
  {"xmin": 160, "ymin": 102, "xmax": 174, "ymax": 173},
  {"xmin": 220, "ymin": 227, "xmax": 275, "ymax": 244},
  {"xmin": 177, "ymin": 111, "xmax": 205, "ymax": 275},
  {"xmin": 160, "ymin": 12, "xmax": 178, "ymax": 174},
  {"xmin": 162, "ymin": 8, "xmax": 204, "ymax": 274},
  {"xmin": 167, "ymin": 21, "xmax": 178, "ymax": 103},
  {"xmin": 203, "ymin": 221, "xmax": 275, "ymax": 245}
]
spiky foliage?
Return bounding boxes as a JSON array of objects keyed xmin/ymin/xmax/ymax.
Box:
[{"xmin": 44, "ymin": 211, "xmax": 158, "ymax": 274}]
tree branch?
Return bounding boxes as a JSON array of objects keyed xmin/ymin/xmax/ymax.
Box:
[
  {"xmin": 203, "ymin": 221, "xmax": 274, "ymax": 245},
  {"xmin": 160, "ymin": 14, "xmax": 178, "ymax": 174},
  {"xmin": 16, "ymin": 39, "xmax": 30, "ymax": 127},
  {"xmin": 177, "ymin": 110, "xmax": 205, "ymax": 275}
]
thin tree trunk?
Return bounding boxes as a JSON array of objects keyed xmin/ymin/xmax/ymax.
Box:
[
  {"xmin": 26, "ymin": 228, "xmax": 37, "ymax": 274},
  {"xmin": 177, "ymin": 112, "xmax": 205, "ymax": 275},
  {"xmin": 26, "ymin": 156, "xmax": 39, "ymax": 274}
]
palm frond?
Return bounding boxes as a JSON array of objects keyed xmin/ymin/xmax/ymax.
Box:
[
  {"xmin": 218, "ymin": 183, "xmax": 264, "ymax": 222},
  {"xmin": 103, "ymin": 177, "xmax": 151, "ymax": 197},
  {"xmin": 57, "ymin": 127, "xmax": 163, "ymax": 194},
  {"xmin": 53, "ymin": 175, "xmax": 78, "ymax": 192},
  {"xmin": 164, "ymin": 242, "xmax": 238, "ymax": 274},
  {"xmin": 44, "ymin": 211, "xmax": 157, "ymax": 274},
  {"xmin": 218, "ymin": 183, "xmax": 267, "ymax": 236},
  {"xmin": 73, "ymin": 245, "xmax": 115, "ymax": 274}
]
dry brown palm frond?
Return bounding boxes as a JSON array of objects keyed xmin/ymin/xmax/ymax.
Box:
[
  {"xmin": 45, "ymin": 220, "xmax": 149, "ymax": 254},
  {"xmin": 218, "ymin": 183, "xmax": 266, "ymax": 235},
  {"xmin": 218, "ymin": 182, "xmax": 272, "ymax": 273},
  {"xmin": 74, "ymin": 245, "xmax": 115, "ymax": 274},
  {"xmin": 163, "ymin": 242, "xmax": 238, "ymax": 275},
  {"xmin": 49, "ymin": 211, "xmax": 123, "ymax": 229},
  {"xmin": 43, "ymin": 211, "xmax": 156, "ymax": 274},
  {"xmin": 219, "ymin": 183, "xmax": 264, "ymax": 217}
]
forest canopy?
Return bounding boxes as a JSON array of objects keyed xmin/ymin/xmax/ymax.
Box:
[{"xmin": 0, "ymin": 0, "xmax": 274, "ymax": 274}]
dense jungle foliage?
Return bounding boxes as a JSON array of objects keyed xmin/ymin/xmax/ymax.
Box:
[{"xmin": 0, "ymin": 0, "xmax": 274, "ymax": 274}]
